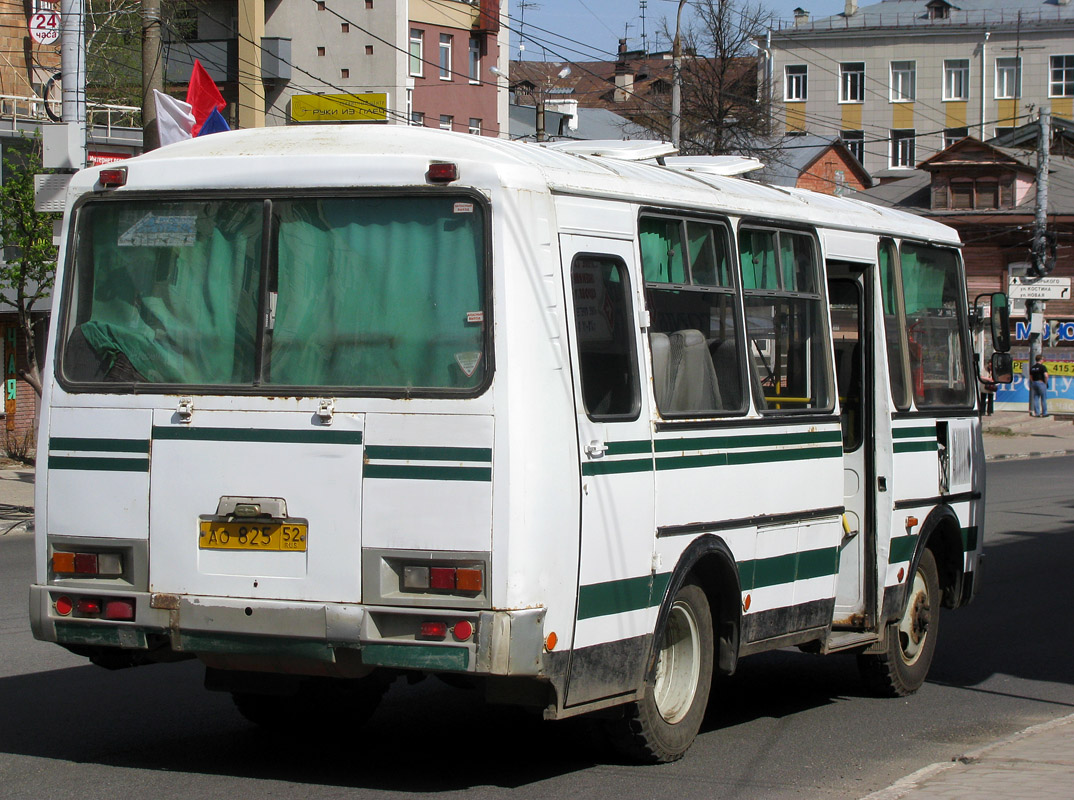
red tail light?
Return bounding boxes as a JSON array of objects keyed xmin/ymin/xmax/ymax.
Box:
[
  {"xmin": 55, "ymin": 595, "xmax": 73, "ymax": 616},
  {"xmin": 104, "ymin": 599, "xmax": 136, "ymax": 621},
  {"xmin": 76, "ymin": 598, "xmax": 102, "ymax": 616},
  {"xmin": 419, "ymin": 621, "xmax": 448, "ymax": 640},
  {"xmin": 426, "ymin": 162, "xmax": 458, "ymax": 183},
  {"xmin": 99, "ymin": 167, "xmax": 127, "ymax": 188}
]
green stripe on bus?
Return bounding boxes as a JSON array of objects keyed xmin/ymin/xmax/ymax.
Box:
[
  {"xmin": 961, "ymin": 526, "xmax": 979, "ymax": 551},
  {"xmin": 361, "ymin": 643, "xmax": 469, "ymax": 672},
  {"xmin": 892, "ymin": 425, "xmax": 937, "ymax": 439},
  {"xmin": 364, "ymin": 445, "xmax": 491, "ymax": 462},
  {"xmin": 578, "ymin": 573, "xmax": 672, "ymax": 620},
  {"xmin": 364, "ymin": 464, "xmax": 491, "ymax": 482},
  {"xmin": 49, "ymin": 456, "xmax": 150, "ymax": 473},
  {"xmin": 152, "ymin": 427, "xmax": 363, "ymax": 445},
  {"xmin": 655, "ymin": 429, "xmax": 840, "ymax": 453},
  {"xmin": 49, "ymin": 437, "xmax": 149, "ymax": 454},
  {"xmin": 727, "ymin": 446, "xmax": 843, "ymax": 466},
  {"xmin": 889, "ymin": 534, "xmax": 918, "ymax": 563},
  {"xmin": 606, "ymin": 440, "xmax": 653, "ymax": 456},
  {"xmin": 742, "ymin": 546, "xmax": 840, "ymax": 590},
  {"xmin": 893, "ymin": 440, "xmax": 939, "ymax": 453},
  {"xmin": 582, "ymin": 458, "xmax": 654, "ymax": 476}
]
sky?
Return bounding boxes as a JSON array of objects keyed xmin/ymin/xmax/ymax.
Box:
[{"xmin": 511, "ymin": 0, "xmax": 849, "ymax": 62}]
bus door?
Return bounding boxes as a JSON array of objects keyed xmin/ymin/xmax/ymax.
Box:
[
  {"xmin": 560, "ymin": 234, "xmax": 656, "ymax": 707},
  {"xmin": 828, "ymin": 261, "xmax": 888, "ymax": 630}
]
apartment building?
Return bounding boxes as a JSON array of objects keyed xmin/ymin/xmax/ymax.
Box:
[
  {"xmin": 170, "ymin": 0, "xmax": 508, "ymax": 136},
  {"xmin": 764, "ymin": 0, "xmax": 1074, "ymax": 176}
]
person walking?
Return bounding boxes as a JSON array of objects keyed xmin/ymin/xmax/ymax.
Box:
[{"xmin": 1029, "ymin": 355, "xmax": 1050, "ymax": 417}]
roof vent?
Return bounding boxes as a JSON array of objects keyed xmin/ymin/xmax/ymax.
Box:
[{"xmin": 794, "ymin": 7, "xmax": 810, "ymax": 25}]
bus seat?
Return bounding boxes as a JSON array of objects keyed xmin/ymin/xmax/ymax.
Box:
[
  {"xmin": 711, "ymin": 338, "xmax": 741, "ymax": 410},
  {"xmin": 669, "ymin": 329, "xmax": 722, "ymax": 413},
  {"xmin": 650, "ymin": 332, "xmax": 672, "ymax": 410}
]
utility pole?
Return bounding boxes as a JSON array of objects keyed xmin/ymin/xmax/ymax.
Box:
[
  {"xmin": 671, "ymin": 0, "xmax": 687, "ymax": 149},
  {"xmin": 60, "ymin": 0, "xmax": 87, "ymax": 167},
  {"xmin": 1027, "ymin": 108, "xmax": 1050, "ymax": 365},
  {"xmin": 142, "ymin": 0, "xmax": 163, "ymax": 150}
]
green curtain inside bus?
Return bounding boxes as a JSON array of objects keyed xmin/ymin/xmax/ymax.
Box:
[
  {"xmin": 268, "ymin": 197, "xmax": 485, "ymax": 389},
  {"xmin": 640, "ymin": 217, "xmax": 685, "ymax": 283}
]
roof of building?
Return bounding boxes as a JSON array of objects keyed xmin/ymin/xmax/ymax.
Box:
[
  {"xmin": 750, "ymin": 133, "xmax": 873, "ymax": 188},
  {"xmin": 771, "ymin": 0, "xmax": 1074, "ymax": 35}
]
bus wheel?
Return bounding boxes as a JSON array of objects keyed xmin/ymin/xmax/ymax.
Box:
[
  {"xmin": 858, "ymin": 548, "xmax": 940, "ymax": 697},
  {"xmin": 605, "ymin": 581, "xmax": 714, "ymax": 763},
  {"xmin": 232, "ymin": 674, "xmax": 391, "ymax": 730}
]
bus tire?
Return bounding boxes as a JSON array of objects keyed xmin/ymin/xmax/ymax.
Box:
[
  {"xmin": 232, "ymin": 674, "xmax": 390, "ymax": 731},
  {"xmin": 858, "ymin": 548, "xmax": 940, "ymax": 697},
  {"xmin": 605, "ymin": 581, "xmax": 714, "ymax": 763}
]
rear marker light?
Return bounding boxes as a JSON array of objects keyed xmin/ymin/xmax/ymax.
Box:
[
  {"xmin": 52, "ymin": 552, "xmax": 76, "ymax": 573},
  {"xmin": 76, "ymin": 598, "xmax": 102, "ymax": 616},
  {"xmin": 420, "ymin": 621, "xmax": 448, "ymax": 640},
  {"xmin": 97, "ymin": 554, "xmax": 124, "ymax": 576},
  {"xmin": 452, "ymin": 620, "xmax": 473, "ymax": 641},
  {"xmin": 55, "ymin": 596, "xmax": 73, "ymax": 616},
  {"xmin": 51, "ymin": 550, "xmax": 124, "ymax": 577},
  {"xmin": 426, "ymin": 162, "xmax": 458, "ymax": 183},
  {"xmin": 98, "ymin": 167, "xmax": 127, "ymax": 188},
  {"xmin": 104, "ymin": 599, "xmax": 136, "ymax": 621}
]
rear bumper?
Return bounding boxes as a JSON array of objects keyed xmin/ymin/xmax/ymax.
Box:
[{"xmin": 29, "ymin": 585, "xmax": 545, "ymax": 676}]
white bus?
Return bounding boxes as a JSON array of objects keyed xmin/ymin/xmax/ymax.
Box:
[{"xmin": 29, "ymin": 127, "xmax": 1011, "ymax": 762}]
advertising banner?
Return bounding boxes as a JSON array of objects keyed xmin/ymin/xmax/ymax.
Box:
[{"xmin": 994, "ymin": 360, "xmax": 1074, "ymax": 413}]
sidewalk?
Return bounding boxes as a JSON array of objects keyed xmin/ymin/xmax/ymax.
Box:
[
  {"xmin": 0, "ymin": 463, "xmax": 33, "ymax": 537},
  {"xmin": 862, "ymin": 713, "xmax": 1074, "ymax": 800},
  {"xmin": 982, "ymin": 409, "xmax": 1074, "ymax": 462}
]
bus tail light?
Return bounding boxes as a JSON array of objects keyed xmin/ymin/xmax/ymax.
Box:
[
  {"xmin": 104, "ymin": 599, "xmax": 136, "ymax": 621},
  {"xmin": 419, "ymin": 621, "xmax": 448, "ymax": 640},
  {"xmin": 52, "ymin": 550, "xmax": 123, "ymax": 577},
  {"xmin": 98, "ymin": 167, "xmax": 127, "ymax": 188},
  {"xmin": 76, "ymin": 598, "xmax": 102, "ymax": 616},
  {"xmin": 402, "ymin": 563, "xmax": 483, "ymax": 595},
  {"xmin": 426, "ymin": 162, "xmax": 458, "ymax": 183}
]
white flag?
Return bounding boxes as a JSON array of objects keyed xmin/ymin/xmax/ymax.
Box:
[{"xmin": 153, "ymin": 90, "xmax": 194, "ymax": 146}]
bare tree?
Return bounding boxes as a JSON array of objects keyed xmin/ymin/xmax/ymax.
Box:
[{"xmin": 677, "ymin": 0, "xmax": 774, "ymax": 157}]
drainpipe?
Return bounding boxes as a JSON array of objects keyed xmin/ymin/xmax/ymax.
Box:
[{"xmin": 980, "ymin": 31, "xmax": 990, "ymax": 139}]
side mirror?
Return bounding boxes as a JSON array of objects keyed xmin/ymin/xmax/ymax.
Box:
[
  {"xmin": 991, "ymin": 352, "xmax": 1014, "ymax": 384},
  {"xmin": 990, "ymin": 292, "xmax": 1011, "ymax": 353}
]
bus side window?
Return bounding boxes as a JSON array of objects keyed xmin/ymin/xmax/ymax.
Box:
[
  {"xmin": 571, "ymin": 255, "xmax": 640, "ymax": 420},
  {"xmin": 739, "ymin": 228, "xmax": 833, "ymax": 413},
  {"xmin": 640, "ymin": 214, "xmax": 746, "ymax": 417}
]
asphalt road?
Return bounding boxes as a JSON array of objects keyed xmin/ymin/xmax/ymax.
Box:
[{"xmin": 1, "ymin": 456, "xmax": 1071, "ymax": 799}]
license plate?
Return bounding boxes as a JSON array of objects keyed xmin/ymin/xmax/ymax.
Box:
[{"xmin": 198, "ymin": 520, "xmax": 308, "ymax": 552}]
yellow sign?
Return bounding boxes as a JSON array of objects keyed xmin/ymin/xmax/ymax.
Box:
[
  {"xmin": 1013, "ymin": 360, "xmax": 1074, "ymax": 377},
  {"xmin": 290, "ymin": 93, "xmax": 388, "ymax": 123}
]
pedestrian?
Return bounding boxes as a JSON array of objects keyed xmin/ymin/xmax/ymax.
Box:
[
  {"xmin": 980, "ymin": 366, "xmax": 996, "ymax": 416},
  {"xmin": 1028, "ymin": 355, "xmax": 1050, "ymax": 417}
]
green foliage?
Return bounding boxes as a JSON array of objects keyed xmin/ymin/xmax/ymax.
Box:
[
  {"xmin": 0, "ymin": 138, "xmax": 57, "ymax": 313},
  {"xmin": 0, "ymin": 135, "xmax": 59, "ymax": 395}
]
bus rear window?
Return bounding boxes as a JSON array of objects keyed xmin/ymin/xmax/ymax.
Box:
[{"xmin": 60, "ymin": 195, "xmax": 488, "ymax": 394}]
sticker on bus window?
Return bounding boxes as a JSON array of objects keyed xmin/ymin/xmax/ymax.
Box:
[
  {"xmin": 455, "ymin": 351, "xmax": 482, "ymax": 377},
  {"xmin": 466, "ymin": 311, "xmax": 484, "ymax": 323},
  {"xmin": 454, "ymin": 202, "xmax": 474, "ymax": 214},
  {"xmin": 118, "ymin": 213, "xmax": 197, "ymax": 247}
]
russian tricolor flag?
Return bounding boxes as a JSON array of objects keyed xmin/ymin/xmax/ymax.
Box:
[{"xmin": 154, "ymin": 59, "xmax": 230, "ymax": 146}]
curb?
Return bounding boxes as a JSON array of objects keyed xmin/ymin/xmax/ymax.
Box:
[
  {"xmin": 986, "ymin": 448, "xmax": 1074, "ymax": 462},
  {"xmin": 861, "ymin": 712, "xmax": 1074, "ymax": 800}
]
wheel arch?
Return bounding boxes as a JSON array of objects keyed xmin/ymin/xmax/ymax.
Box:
[
  {"xmin": 914, "ymin": 504, "xmax": 965, "ymax": 610},
  {"xmin": 652, "ymin": 534, "xmax": 742, "ymax": 678}
]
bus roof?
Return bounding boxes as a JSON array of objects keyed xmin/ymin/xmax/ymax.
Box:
[{"xmin": 75, "ymin": 125, "xmax": 959, "ymax": 246}]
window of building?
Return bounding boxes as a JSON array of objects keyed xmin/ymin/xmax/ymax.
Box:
[
  {"xmin": 640, "ymin": 215, "xmax": 746, "ymax": 416},
  {"xmin": 739, "ymin": 228, "xmax": 831, "ymax": 413},
  {"xmin": 840, "ymin": 62, "xmax": 865, "ymax": 103},
  {"xmin": 365, "ymin": 45, "xmax": 373, "ymax": 55},
  {"xmin": 841, "ymin": 130, "xmax": 865, "ymax": 163},
  {"xmin": 411, "ymin": 111, "xmax": 425, "ymax": 127},
  {"xmin": 785, "ymin": 65, "xmax": 807, "ymax": 101},
  {"xmin": 317, "ymin": 46, "xmax": 325, "ymax": 57},
  {"xmin": 440, "ymin": 114, "xmax": 453, "ymax": 131},
  {"xmin": 409, "ymin": 29, "xmax": 423, "ymax": 77},
  {"xmin": 468, "ymin": 118, "xmax": 482, "ymax": 135},
  {"xmin": 341, "ymin": 23, "xmax": 349, "ymax": 33},
  {"xmin": 994, "ymin": 126, "xmax": 1014, "ymax": 139},
  {"xmin": 943, "ymin": 127, "xmax": 968, "ymax": 149},
  {"xmin": 943, "ymin": 59, "xmax": 969, "ymax": 100},
  {"xmin": 340, "ymin": 68, "xmax": 349, "ymax": 79},
  {"xmin": 890, "ymin": 129, "xmax": 915, "ymax": 167},
  {"xmin": 890, "ymin": 61, "xmax": 916, "ymax": 102},
  {"xmin": 938, "ymin": 177, "xmax": 1003, "ymax": 210},
  {"xmin": 1051, "ymin": 55, "xmax": 1074, "ymax": 98},
  {"xmin": 571, "ymin": 255, "xmax": 640, "ymax": 420},
  {"xmin": 995, "ymin": 57, "xmax": 1021, "ymax": 99},
  {"xmin": 469, "ymin": 36, "xmax": 481, "ymax": 83},
  {"xmin": 439, "ymin": 34, "xmax": 453, "ymax": 80}
]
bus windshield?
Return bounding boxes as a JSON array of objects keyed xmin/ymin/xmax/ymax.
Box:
[{"xmin": 59, "ymin": 194, "xmax": 488, "ymax": 394}]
